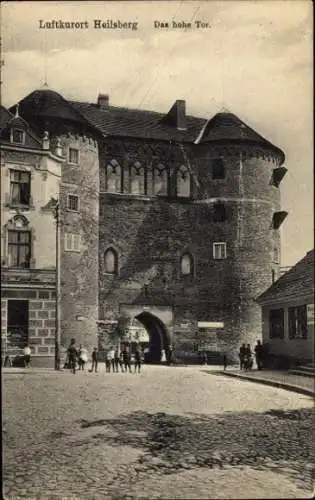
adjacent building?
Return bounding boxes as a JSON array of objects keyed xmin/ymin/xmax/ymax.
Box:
[
  {"xmin": 257, "ymin": 249, "xmax": 314, "ymax": 367},
  {"xmin": 1, "ymin": 105, "xmax": 63, "ymax": 365},
  {"xmin": 2, "ymin": 88, "xmax": 288, "ymax": 364}
]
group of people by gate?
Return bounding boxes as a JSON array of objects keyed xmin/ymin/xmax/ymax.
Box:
[{"xmin": 239, "ymin": 340, "xmax": 264, "ymax": 371}]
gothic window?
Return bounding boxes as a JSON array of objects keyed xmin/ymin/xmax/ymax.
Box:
[
  {"xmin": 104, "ymin": 248, "xmax": 118, "ymax": 274},
  {"xmin": 176, "ymin": 165, "xmax": 190, "ymax": 197},
  {"xmin": 130, "ymin": 161, "xmax": 145, "ymax": 195},
  {"xmin": 212, "ymin": 158, "xmax": 225, "ymax": 180},
  {"xmin": 106, "ymin": 159, "xmax": 121, "ymax": 193},
  {"xmin": 10, "ymin": 170, "xmax": 30, "ymax": 206},
  {"xmin": 213, "ymin": 203, "xmax": 227, "ymax": 222},
  {"xmin": 181, "ymin": 252, "xmax": 194, "ymax": 276},
  {"xmin": 152, "ymin": 164, "xmax": 168, "ymax": 196}
]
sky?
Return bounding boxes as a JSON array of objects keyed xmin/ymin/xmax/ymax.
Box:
[{"xmin": 1, "ymin": 0, "xmax": 313, "ymax": 266}]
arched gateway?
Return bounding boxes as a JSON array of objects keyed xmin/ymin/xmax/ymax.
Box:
[{"xmin": 119, "ymin": 305, "xmax": 173, "ymax": 363}]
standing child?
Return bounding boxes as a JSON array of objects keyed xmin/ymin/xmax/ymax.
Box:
[{"xmin": 23, "ymin": 345, "xmax": 31, "ymax": 368}]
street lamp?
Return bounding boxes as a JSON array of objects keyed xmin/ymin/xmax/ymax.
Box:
[{"xmin": 52, "ymin": 199, "xmax": 61, "ymax": 370}]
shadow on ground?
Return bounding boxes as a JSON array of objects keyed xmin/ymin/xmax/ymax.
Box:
[{"xmin": 71, "ymin": 408, "xmax": 314, "ymax": 488}]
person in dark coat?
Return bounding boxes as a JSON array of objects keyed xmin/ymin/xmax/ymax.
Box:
[
  {"xmin": 67, "ymin": 339, "xmax": 78, "ymax": 374},
  {"xmin": 239, "ymin": 344, "xmax": 246, "ymax": 370},
  {"xmin": 254, "ymin": 340, "xmax": 264, "ymax": 370},
  {"xmin": 134, "ymin": 347, "xmax": 143, "ymax": 373},
  {"xmin": 91, "ymin": 347, "xmax": 98, "ymax": 373},
  {"xmin": 122, "ymin": 347, "xmax": 132, "ymax": 373},
  {"xmin": 114, "ymin": 349, "xmax": 120, "ymax": 373}
]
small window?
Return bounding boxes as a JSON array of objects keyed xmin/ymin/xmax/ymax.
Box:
[
  {"xmin": 104, "ymin": 248, "xmax": 118, "ymax": 274},
  {"xmin": 213, "ymin": 242, "xmax": 227, "ymax": 260},
  {"xmin": 176, "ymin": 165, "xmax": 190, "ymax": 197},
  {"xmin": 10, "ymin": 170, "xmax": 30, "ymax": 206},
  {"xmin": 273, "ymin": 247, "xmax": 280, "ymax": 264},
  {"xmin": 65, "ymin": 233, "xmax": 81, "ymax": 252},
  {"xmin": 213, "ymin": 203, "xmax": 226, "ymax": 222},
  {"xmin": 288, "ymin": 305, "xmax": 307, "ymax": 339},
  {"xmin": 11, "ymin": 129, "xmax": 25, "ymax": 144},
  {"xmin": 181, "ymin": 253, "xmax": 194, "ymax": 276},
  {"xmin": 67, "ymin": 194, "xmax": 79, "ymax": 211},
  {"xmin": 269, "ymin": 308, "xmax": 284, "ymax": 338},
  {"xmin": 69, "ymin": 148, "xmax": 79, "ymax": 165},
  {"xmin": 212, "ymin": 158, "xmax": 225, "ymax": 180}
]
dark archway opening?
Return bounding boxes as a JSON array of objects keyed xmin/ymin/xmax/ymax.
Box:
[{"xmin": 135, "ymin": 311, "xmax": 171, "ymax": 364}]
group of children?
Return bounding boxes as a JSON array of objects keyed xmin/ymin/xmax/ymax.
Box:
[{"xmin": 65, "ymin": 340, "xmax": 143, "ymax": 374}]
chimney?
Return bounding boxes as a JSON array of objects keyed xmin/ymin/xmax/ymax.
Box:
[
  {"xmin": 97, "ymin": 93, "xmax": 109, "ymax": 109},
  {"xmin": 164, "ymin": 100, "xmax": 186, "ymax": 130}
]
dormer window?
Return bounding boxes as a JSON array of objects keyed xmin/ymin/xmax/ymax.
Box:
[{"xmin": 11, "ymin": 129, "xmax": 25, "ymax": 145}]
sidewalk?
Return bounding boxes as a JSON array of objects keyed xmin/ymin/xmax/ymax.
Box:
[{"xmin": 206, "ymin": 367, "xmax": 314, "ymax": 397}]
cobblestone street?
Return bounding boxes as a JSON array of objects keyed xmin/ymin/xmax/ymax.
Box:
[{"xmin": 2, "ymin": 366, "xmax": 314, "ymax": 499}]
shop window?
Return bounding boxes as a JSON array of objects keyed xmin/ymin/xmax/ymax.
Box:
[
  {"xmin": 10, "ymin": 170, "xmax": 30, "ymax": 206},
  {"xmin": 7, "ymin": 300, "xmax": 29, "ymax": 348},
  {"xmin": 104, "ymin": 248, "xmax": 118, "ymax": 274},
  {"xmin": 288, "ymin": 305, "xmax": 307, "ymax": 339},
  {"xmin": 176, "ymin": 165, "xmax": 190, "ymax": 197},
  {"xmin": 269, "ymin": 308, "xmax": 284, "ymax": 338},
  {"xmin": 106, "ymin": 159, "xmax": 121, "ymax": 193}
]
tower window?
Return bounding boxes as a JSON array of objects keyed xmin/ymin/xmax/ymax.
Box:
[
  {"xmin": 10, "ymin": 170, "xmax": 30, "ymax": 206},
  {"xmin": 212, "ymin": 158, "xmax": 225, "ymax": 180},
  {"xmin": 213, "ymin": 242, "xmax": 227, "ymax": 260},
  {"xmin": 176, "ymin": 165, "xmax": 190, "ymax": 197},
  {"xmin": 8, "ymin": 230, "xmax": 31, "ymax": 268},
  {"xmin": 69, "ymin": 148, "xmax": 79, "ymax": 165},
  {"xmin": 180, "ymin": 252, "xmax": 194, "ymax": 276},
  {"xmin": 67, "ymin": 194, "xmax": 79, "ymax": 211},
  {"xmin": 65, "ymin": 233, "xmax": 81, "ymax": 252},
  {"xmin": 104, "ymin": 248, "xmax": 118, "ymax": 274},
  {"xmin": 213, "ymin": 203, "xmax": 227, "ymax": 222},
  {"xmin": 11, "ymin": 129, "xmax": 25, "ymax": 144}
]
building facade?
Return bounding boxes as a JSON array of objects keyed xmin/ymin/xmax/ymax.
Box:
[
  {"xmin": 257, "ymin": 249, "xmax": 314, "ymax": 367},
  {"xmin": 8, "ymin": 88, "xmax": 288, "ymax": 363},
  {"xmin": 1, "ymin": 106, "xmax": 63, "ymax": 365}
]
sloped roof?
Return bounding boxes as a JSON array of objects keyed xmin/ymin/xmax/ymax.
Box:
[
  {"xmin": 0, "ymin": 105, "xmax": 42, "ymax": 148},
  {"xmin": 0, "ymin": 105, "xmax": 14, "ymax": 130},
  {"xmin": 257, "ymin": 250, "xmax": 314, "ymax": 304},
  {"xmin": 70, "ymin": 100, "xmax": 204, "ymax": 142},
  {"xmin": 10, "ymin": 89, "xmax": 285, "ymax": 160}
]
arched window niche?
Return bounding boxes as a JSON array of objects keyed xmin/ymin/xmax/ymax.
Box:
[
  {"xmin": 129, "ymin": 161, "xmax": 145, "ymax": 195},
  {"xmin": 104, "ymin": 247, "xmax": 118, "ymax": 275},
  {"xmin": 105, "ymin": 159, "xmax": 121, "ymax": 193},
  {"xmin": 5, "ymin": 215, "xmax": 33, "ymax": 269},
  {"xmin": 152, "ymin": 163, "xmax": 168, "ymax": 196},
  {"xmin": 180, "ymin": 252, "xmax": 194, "ymax": 276},
  {"xmin": 176, "ymin": 165, "xmax": 190, "ymax": 198}
]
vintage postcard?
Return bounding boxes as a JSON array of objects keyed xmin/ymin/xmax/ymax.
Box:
[{"xmin": 1, "ymin": 1, "xmax": 314, "ymax": 499}]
